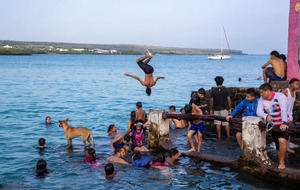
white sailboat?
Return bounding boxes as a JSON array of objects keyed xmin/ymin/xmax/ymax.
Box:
[{"xmin": 208, "ymin": 25, "xmax": 231, "ymax": 60}]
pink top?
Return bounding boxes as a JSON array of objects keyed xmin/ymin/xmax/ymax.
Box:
[{"xmin": 151, "ymin": 162, "xmax": 168, "ymax": 166}]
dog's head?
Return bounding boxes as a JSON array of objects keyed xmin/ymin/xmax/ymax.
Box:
[{"xmin": 58, "ymin": 118, "xmax": 69, "ymax": 129}]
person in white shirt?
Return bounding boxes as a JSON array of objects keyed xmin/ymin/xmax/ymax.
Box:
[
  {"xmin": 281, "ymin": 78, "xmax": 300, "ymax": 153},
  {"xmin": 256, "ymin": 83, "xmax": 289, "ymax": 169}
]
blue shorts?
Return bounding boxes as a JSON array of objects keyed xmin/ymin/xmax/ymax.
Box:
[
  {"xmin": 189, "ymin": 122, "xmax": 205, "ymax": 135},
  {"xmin": 265, "ymin": 69, "xmax": 285, "ymax": 81}
]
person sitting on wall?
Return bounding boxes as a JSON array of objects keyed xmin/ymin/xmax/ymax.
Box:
[{"xmin": 261, "ymin": 50, "xmax": 286, "ymax": 83}]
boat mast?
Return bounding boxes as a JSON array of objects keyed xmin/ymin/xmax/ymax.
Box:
[
  {"xmin": 220, "ymin": 25, "xmax": 223, "ymax": 55},
  {"xmin": 222, "ymin": 25, "xmax": 231, "ymax": 55}
]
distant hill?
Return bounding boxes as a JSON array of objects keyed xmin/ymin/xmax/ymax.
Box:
[{"xmin": 0, "ymin": 40, "xmax": 244, "ymax": 55}]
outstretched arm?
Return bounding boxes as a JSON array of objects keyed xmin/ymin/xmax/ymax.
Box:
[
  {"xmin": 153, "ymin": 76, "xmax": 165, "ymax": 85},
  {"xmin": 124, "ymin": 73, "xmax": 144, "ymax": 85}
]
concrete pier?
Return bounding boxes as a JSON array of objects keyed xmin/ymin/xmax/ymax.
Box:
[{"xmin": 148, "ymin": 109, "xmax": 170, "ymax": 148}]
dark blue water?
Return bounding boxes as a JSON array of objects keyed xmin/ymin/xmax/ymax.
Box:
[{"xmin": 0, "ymin": 54, "xmax": 293, "ymax": 189}]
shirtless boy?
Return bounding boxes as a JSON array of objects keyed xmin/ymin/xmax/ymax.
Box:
[{"xmin": 124, "ymin": 51, "xmax": 165, "ymax": 96}]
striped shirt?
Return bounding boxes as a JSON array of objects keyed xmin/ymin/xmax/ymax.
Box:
[{"xmin": 256, "ymin": 92, "xmax": 288, "ymax": 126}]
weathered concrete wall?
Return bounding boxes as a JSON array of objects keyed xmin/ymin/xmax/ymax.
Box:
[{"xmin": 148, "ymin": 109, "xmax": 170, "ymax": 148}]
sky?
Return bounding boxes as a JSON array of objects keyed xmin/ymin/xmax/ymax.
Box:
[{"xmin": 0, "ymin": 0, "xmax": 290, "ymax": 54}]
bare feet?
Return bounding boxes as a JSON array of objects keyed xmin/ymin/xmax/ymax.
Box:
[
  {"xmin": 188, "ymin": 148, "xmax": 195, "ymax": 152},
  {"xmin": 287, "ymin": 148, "xmax": 295, "ymax": 153},
  {"xmin": 146, "ymin": 49, "xmax": 152, "ymax": 57},
  {"xmin": 278, "ymin": 164, "xmax": 285, "ymax": 170}
]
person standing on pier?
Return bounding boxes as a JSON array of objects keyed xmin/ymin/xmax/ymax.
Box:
[
  {"xmin": 256, "ymin": 83, "xmax": 290, "ymax": 169},
  {"xmin": 281, "ymin": 78, "xmax": 300, "ymax": 153},
  {"xmin": 210, "ymin": 76, "xmax": 232, "ymax": 139},
  {"xmin": 124, "ymin": 51, "xmax": 165, "ymax": 96}
]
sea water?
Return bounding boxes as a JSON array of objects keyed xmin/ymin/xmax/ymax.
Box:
[{"xmin": 0, "ymin": 54, "xmax": 297, "ymax": 189}]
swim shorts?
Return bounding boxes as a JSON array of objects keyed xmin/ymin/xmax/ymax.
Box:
[
  {"xmin": 265, "ymin": 69, "xmax": 286, "ymax": 81},
  {"xmin": 271, "ymin": 122, "xmax": 294, "ymax": 150},
  {"xmin": 189, "ymin": 122, "xmax": 205, "ymax": 135},
  {"xmin": 137, "ymin": 61, "xmax": 154, "ymax": 74}
]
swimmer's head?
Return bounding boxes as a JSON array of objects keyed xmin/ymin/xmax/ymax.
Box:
[
  {"xmin": 169, "ymin": 148, "xmax": 180, "ymax": 159},
  {"xmin": 38, "ymin": 138, "xmax": 46, "ymax": 148},
  {"xmin": 88, "ymin": 148, "xmax": 96, "ymax": 160},
  {"xmin": 123, "ymin": 144, "xmax": 129, "ymax": 154},
  {"xmin": 289, "ymin": 78, "xmax": 300, "ymax": 90},
  {"xmin": 214, "ymin": 76, "xmax": 224, "ymax": 86},
  {"xmin": 146, "ymin": 87, "xmax": 151, "ymax": 96},
  {"xmin": 197, "ymin": 88, "xmax": 206, "ymax": 99},
  {"xmin": 259, "ymin": 83, "xmax": 273, "ymax": 99},
  {"xmin": 270, "ymin": 50, "xmax": 280, "ymax": 58},
  {"xmin": 279, "ymin": 54, "xmax": 286, "ymax": 63},
  {"xmin": 184, "ymin": 104, "xmax": 192, "ymax": 114},
  {"xmin": 36, "ymin": 159, "xmax": 47, "ymax": 174},
  {"xmin": 155, "ymin": 153, "xmax": 165, "ymax": 163},
  {"xmin": 45, "ymin": 116, "xmax": 51, "ymax": 124},
  {"xmin": 124, "ymin": 134, "xmax": 131, "ymax": 142},
  {"xmin": 104, "ymin": 163, "xmax": 114, "ymax": 177},
  {"xmin": 130, "ymin": 111, "xmax": 136, "ymax": 121},
  {"xmin": 180, "ymin": 108, "xmax": 185, "ymax": 114},
  {"xmin": 169, "ymin": 105, "xmax": 176, "ymax": 112},
  {"xmin": 132, "ymin": 152, "xmax": 141, "ymax": 161},
  {"xmin": 245, "ymin": 88, "xmax": 257, "ymax": 102},
  {"xmin": 107, "ymin": 124, "xmax": 116, "ymax": 134},
  {"xmin": 115, "ymin": 147, "xmax": 125, "ymax": 158},
  {"xmin": 136, "ymin": 102, "xmax": 142, "ymax": 108}
]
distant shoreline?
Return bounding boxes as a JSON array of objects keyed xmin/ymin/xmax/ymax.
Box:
[{"xmin": 0, "ymin": 40, "xmax": 245, "ymax": 56}]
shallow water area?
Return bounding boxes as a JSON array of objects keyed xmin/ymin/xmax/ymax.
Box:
[{"xmin": 0, "ymin": 54, "xmax": 298, "ymax": 189}]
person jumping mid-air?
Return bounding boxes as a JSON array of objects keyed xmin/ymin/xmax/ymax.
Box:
[{"xmin": 124, "ymin": 51, "xmax": 165, "ymax": 96}]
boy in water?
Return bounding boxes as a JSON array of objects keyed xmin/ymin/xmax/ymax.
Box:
[
  {"xmin": 281, "ymin": 78, "xmax": 300, "ymax": 153},
  {"xmin": 124, "ymin": 51, "xmax": 165, "ymax": 96},
  {"xmin": 185, "ymin": 104, "xmax": 204, "ymax": 152},
  {"xmin": 36, "ymin": 159, "xmax": 49, "ymax": 177},
  {"xmin": 104, "ymin": 163, "xmax": 115, "ymax": 179},
  {"xmin": 107, "ymin": 124, "xmax": 118, "ymax": 136},
  {"xmin": 169, "ymin": 105, "xmax": 186, "ymax": 129},
  {"xmin": 210, "ymin": 76, "xmax": 232, "ymax": 139},
  {"xmin": 166, "ymin": 148, "xmax": 181, "ymax": 166},
  {"xmin": 262, "ymin": 50, "xmax": 286, "ymax": 83},
  {"xmin": 256, "ymin": 83, "xmax": 290, "ymax": 169},
  {"xmin": 135, "ymin": 102, "xmax": 147, "ymax": 123},
  {"xmin": 107, "ymin": 148, "xmax": 130, "ymax": 166},
  {"xmin": 45, "ymin": 116, "xmax": 51, "ymax": 125},
  {"xmin": 226, "ymin": 88, "xmax": 258, "ymax": 149},
  {"xmin": 38, "ymin": 138, "xmax": 46, "ymax": 149}
]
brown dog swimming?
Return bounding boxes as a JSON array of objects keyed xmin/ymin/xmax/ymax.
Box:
[{"xmin": 58, "ymin": 118, "xmax": 95, "ymax": 147}]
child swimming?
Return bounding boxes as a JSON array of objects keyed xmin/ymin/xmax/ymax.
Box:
[
  {"xmin": 131, "ymin": 123, "xmax": 149, "ymax": 152},
  {"xmin": 38, "ymin": 138, "xmax": 46, "ymax": 150},
  {"xmin": 104, "ymin": 163, "xmax": 115, "ymax": 179},
  {"xmin": 36, "ymin": 159, "xmax": 49, "ymax": 177}
]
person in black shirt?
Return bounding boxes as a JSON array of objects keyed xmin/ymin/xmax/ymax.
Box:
[
  {"xmin": 189, "ymin": 88, "xmax": 210, "ymax": 115},
  {"xmin": 209, "ymin": 76, "xmax": 232, "ymax": 139}
]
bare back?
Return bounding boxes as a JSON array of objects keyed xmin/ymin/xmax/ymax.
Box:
[
  {"xmin": 136, "ymin": 109, "xmax": 146, "ymax": 121},
  {"xmin": 192, "ymin": 104, "xmax": 203, "ymax": 124},
  {"xmin": 270, "ymin": 58, "xmax": 285, "ymax": 78}
]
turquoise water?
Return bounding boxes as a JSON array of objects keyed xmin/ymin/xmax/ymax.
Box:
[{"xmin": 0, "ymin": 54, "xmax": 294, "ymax": 189}]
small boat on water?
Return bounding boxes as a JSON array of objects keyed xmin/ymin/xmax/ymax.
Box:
[
  {"xmin": 207, "ymin": 54, "xmax": 231, "ymax": 60},
  {"xmin": 208, "ymin": 25, "xmax": 231, "ymax": 60}
]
